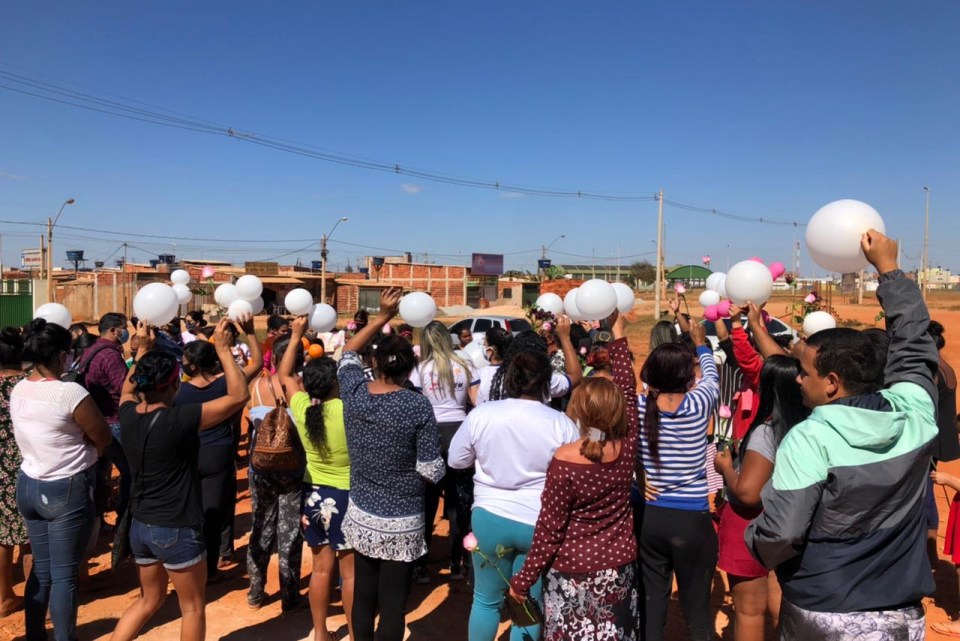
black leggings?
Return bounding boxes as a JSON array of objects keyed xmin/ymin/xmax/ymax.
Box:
[
  {"xmin": 638, "ymin": 503, "xmax": 718, "ymax": 641},
  {"xmin": 197, "ymin": 444, "xmax": 236, "ymax": 574},
  {"xmin": 353, "ymin": 552, "xmax": 413, "ymax": 641},
  {"xmin": 422, "ymin": 421, "xmax": 474, "ymax": 567}
]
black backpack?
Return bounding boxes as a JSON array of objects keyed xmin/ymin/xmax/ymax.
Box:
[{"xmin": 62, "ymin": 342, "xmax": 115, "ymax": 388}]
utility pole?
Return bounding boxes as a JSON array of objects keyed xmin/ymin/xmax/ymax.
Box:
[
  {"xmin": 617, "ymin": 240, "xmax": 621, "ymax": 281},
  {"xmin": 47, "ymin": 198, "xmax": 75, "ymax": 303},
  {"xmin": 922, "ymin": 186, "xmax": 930, "ymax": 301},
  {"xmin": 321, "ymin": 216, "xmax": 348, "ymax": 305},
  {"xmin": 653, "ymin": 189, "xmax": 664, "ymax": 319},
  {"xmin": 122, "ymin": 243, "xmax": 129, "ymax": 316}
]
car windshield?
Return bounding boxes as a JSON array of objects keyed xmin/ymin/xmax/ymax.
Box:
[{"xmin": 507, "ymin": 318, "xmax": 532, "ymax": 332}]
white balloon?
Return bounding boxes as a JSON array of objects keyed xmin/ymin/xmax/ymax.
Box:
[
  {"xmin": 535, "ymin": 293, "xmax": 564, "ymax": 316},
  {"xmin": 698, "ymin": 290, "xmax": 721, "ymax": 308},
  {"xmin": 715, "ymin": 275, "xmax": 728, "ymax": 298},
  {"xmin": 564, "ymin": 288, "xmax": 584, "ymax": 321},
  {"xmin": 227, "ymin": 299, "xmax": 254, "ymax": 321},
  {"xmin": 235, "ymin": 275, "xmax": 264, "ymax": 301},
  {"xmin": 309, "ymin": 303, "xmax": 338, "ymax": 333},
  {"xmin": 284, "ymin": 288, "xmax": 314, "ymax": 316},
  {"xmin": 134, "ymin": 282, "xmax": 180, "ymax": 326},
  {"xmin": 805, "ymin": 199, "xmax": 886, "ymax": 273},
  {"xmin": 399, "ymin": 292, "xmax": 437, "ymax": 328},
  {"xmin": 802, "ymin": 311, "xmax": 837, "ymax": 337},
  {"xmin": 172, "ymin": 283, "xmax": 192, "ymax": 305},
  {"xmin": 725, "ymin": 260, "xmax": 774, "ymax": 306},
  {"xmin": 214, "ymin": 283, "xmax": 240, "ymax": 308},
  {"xmin": 34, "ymin": 303, "xmax": 72, "ymax": 329},
  {"xmin": 170, "ymin": 269, "xmax": 191, "ymax": 286},
  {"xmin": 576, "ymin": 279, "xmax": 618, "ymax": 320},
  {"xmin": 462, "ymin": 341, "xmax": 490, "ymax": 369},
  {"xmin": 248, "ymin": 296, "xmax": 265, "ymax": 315},
  {"xmin": 706, "ymin": 272, "xmax": 726, "ymax": 292},
  {"xmin": 611, "ymin": 282, "xmax": 636, "ymax": 313}
]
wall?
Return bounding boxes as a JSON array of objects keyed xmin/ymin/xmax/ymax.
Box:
[{"xmin": 539, "ymin": 278, "xmax": 584, "ymax": 299}]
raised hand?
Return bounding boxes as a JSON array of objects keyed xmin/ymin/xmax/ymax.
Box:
[{"xmin": 861, "ymin": 229, "xmax": 899, "ymax": 275}]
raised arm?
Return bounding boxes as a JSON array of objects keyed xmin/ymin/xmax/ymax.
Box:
[
  {"xmin": 555, "ymin": 315, "xmax": 582, "ymax": 389},
  {"xmin": 237, "ymin": 313, "xmax": 264, "ymax": 383},
  {"xmin": 732, "ymin": 309, "xmax": 763, "ymax": 392},
  {"xmin": 199, "ymin": 319, "xmax": 251, "ymax": 430},
  {"xmin": 864, "ymin": 230, "xmax": 938, "ymax": 402},
  {"xmin": 121, "ymin": 321, "xmax": 155, "ymax": 406},
  {"xmin": 746, "ymin": 303, "xmax": 788, "ymax": 359},
  {"xmin": 344, "ymin": 287, "xmax": 402, "ymax": 354},
  {"xmin": 607, "ymin": 312, "xmax": 639, "ymax": 444},
  {"xmin": 279, "ymin": 315, "xmax": 308, "ymax": 396}
]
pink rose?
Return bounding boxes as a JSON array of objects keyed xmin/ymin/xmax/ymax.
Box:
[
  {"xmin": 347, "ymin": 321, "xmax": 358, "ymax": 331},
  {"xmin": 804, "ymin": 293, "xmax": 817, "ymax": 304},
  {"xmin": 702, "ymin": 255, "xmax": 711, "ymax": 265},
  {"xmin": 579, "ymin": 347, "xmax": 588, "ymax": 355},
  {"xmin": 542, "ymin": 321, "xmax": 553, "ymax": 331},
  {"xmin": 201, "ymin": 266, "xmax": 215, "ymax": 279},
  {"xmin": 674, "ymin": 283, "xmax": 686, "ymax": 295},
  {"xmin": 463, "ymin": 532, "xmax": 479, "ymax": 552},
  {"xmin": 718, "ymin": 405, "xmax": 732, "ymax": 419},
  {"xmin": 382, "ymin": 324, "xmax": 392, "ymax": 335}
]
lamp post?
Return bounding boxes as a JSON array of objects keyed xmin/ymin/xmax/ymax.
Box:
[
  {"xmin": 320, "ymin": 216, "xmax": 348, "ymax": 304},
  {"xmin": 539, "ymin": 234, "xmax": 565, "ymax": 278},
  {"xmin": 47, "ymin": 198, "xmax": 75, "ymax": 303},
  {"xmin": 922, "ymin": 186, "xmax": 930, "ymax": 301}
]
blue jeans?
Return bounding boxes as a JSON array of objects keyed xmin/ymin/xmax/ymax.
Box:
[
  {"xmin": 129, "ymin": 519, "xmax": 206, "ymax": 570},
  {"xmin": 16, "ymin": 465, "xmax": 97, "ymax": 641},
  {"xmin": 107, "ymin": 422, "xmax": 131, "ymax": 519},
  {"xmin": 469, "ymin": 507, "xmax": 542, "ymax": 641}
]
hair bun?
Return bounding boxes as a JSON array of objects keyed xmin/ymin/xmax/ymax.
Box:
[{"xmin": 27, "ymin": 317, "xmax": 47, "ymax": 332}]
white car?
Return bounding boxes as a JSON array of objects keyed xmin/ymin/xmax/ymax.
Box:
[{"xmin": 447, "ymin": 316, "xmax": 533, "ymax": 346}]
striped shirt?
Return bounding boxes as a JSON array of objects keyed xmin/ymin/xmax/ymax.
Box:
[{"xmin": 636, "ymin": 346, "xmax": 719, "ymax": 511}]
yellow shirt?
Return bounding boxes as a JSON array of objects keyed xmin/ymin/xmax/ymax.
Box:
[{"xmin": 289, "ymin": 392, "xmax": 350, "ymax": 489}]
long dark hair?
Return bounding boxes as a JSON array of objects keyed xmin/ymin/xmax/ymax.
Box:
[
  {"xmin": 741, "ymin": 355, "xmax": 810, "ymax": 454},
  {"xmin": 640, "ymin": 343, "xmax": 695, "ymax": 467},
  {"xmin": 182, "ymin": 340, "xmax": 221, "ymax": 378},
  {"xmin": 0, "ymin": 326, "xmax": 24, "ymax": 368},
  {"xmin": 302, "ymin": 357, "xmax": 338, "ymax": 459},
  {"xmin": 491, "ymin": 331, "xmax": 547, "ymax": 401}
]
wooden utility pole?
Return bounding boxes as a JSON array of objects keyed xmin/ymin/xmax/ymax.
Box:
[{"xmin": 653, "ymin": 189, "xmax": 664, "ymax": 319}]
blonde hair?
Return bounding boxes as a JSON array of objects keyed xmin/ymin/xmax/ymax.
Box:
[
  {"xmin": 419, "ymin": 321, "xmax": 473, "ymax": 398},
  {"xmin": 566, "ymin": 378, "xmax": 627, "ymax": 463}
]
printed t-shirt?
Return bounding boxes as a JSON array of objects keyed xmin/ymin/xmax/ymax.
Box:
[
  {"xmin": 474, "ymin": 366, "xmax": 571, "ymax": 405},
  {"xmin": 289, "ymin": 392, "xmax": 350, "ymax": 489},
  {"xmin": 119, "ymin": 401, "xmax": 204, "ymax": 528},
  {"xmin": 408, "ymin": 358, "xmax": 478, "ymax": 423}
]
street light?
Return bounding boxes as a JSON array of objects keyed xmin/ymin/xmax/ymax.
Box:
[
  {"xmin": 320, "ymin": 216, "xmax": 349, "ymax": 304},
  {"xmin": 922, "ymin": 187, "xmax": 930, "ymax": 301},
  {"xmin": 539, "ymin": 234, "xmax": 565, "ymax": 278},
  {"xmin": 48, "ymin": 198, "xmax": 75, "ymax": 303}
]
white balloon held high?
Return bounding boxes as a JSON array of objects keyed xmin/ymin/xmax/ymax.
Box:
[
  {"xmin": 399, "ymin": 292, "xmax": 437, "ymax": 328},
  {"xmin": 535, "ymin": 293, "xmax": 564, "ymax": 317},
  {"xmin": 611, "ymin": 282, "xmax": 636, "ymax": 314},
  {"xmin": 235, "ymin": 275, "xmax": 264, "ymax": 301},
  {"xmin": 576, "ymin": 279, "xmax": 618, "ymax": 320},
  {"xmin": 802, "ymin": 311, "xmax": 837, "ymax": 337},
  {"xmin": 34, "ymin": 303, "xmax": 72, "ymax": 330},
  {"xmin": 284, "ymin": 288, "xmax": 314, "ymax": 316},
  {"xmin": 170, "ymin": 269, "xmax": 191, "ymax": 286},
  {"xmin": 806, "ymin": 199, "xmax": 886, "ymax": 274},
  {"xmin": 134, "ymin": 282, "xmax": 180, "ymax": 327},
  {"xmin": 724, "ymin": 260, "xmax": 774, "ymax": 306},
  {"xmin": 309, "ymin": 303, "xmax": 338, "ymax": 333}
]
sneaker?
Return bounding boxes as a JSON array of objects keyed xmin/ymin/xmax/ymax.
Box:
[
  {"xmin": 413, "ymin": 566, "xmax": 431, "ymax": 585},
  {"xmin": 448, "ymin": 563, "xmax": 465, "ymax": 581}
]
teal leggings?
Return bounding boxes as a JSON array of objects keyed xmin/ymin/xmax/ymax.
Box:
[{"xmin": 469, "ymin": 507, "xmax": 542, "ymax": 641}]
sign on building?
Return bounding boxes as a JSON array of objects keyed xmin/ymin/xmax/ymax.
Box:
[
  {"xmin": 20, "ymin": 249, "xmax": 43, "ymax": 271},
  {"xmin": 471, "ymin": 253, "xmax": 504, "ymax": 277},
  {"xmin": 244, "ymin": 261, "xmax": 280, "ymax": 277}
]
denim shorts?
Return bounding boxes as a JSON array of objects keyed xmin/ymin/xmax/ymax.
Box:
[
  {"xmin": 129, "ymin": 518, "xmax": 206, "ymax": 570},
  {"xmin": 301, "ymin": 484, "xmax": 350, "ymax": 551}
]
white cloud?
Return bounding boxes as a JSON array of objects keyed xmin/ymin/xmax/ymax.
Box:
[
  {"xmin": 0, "ymin": 170, "xmax": 26, "ymax": 181},
  {"xmin": 400, "ymin": 182, "xmax": 422, "ymax": 195}
]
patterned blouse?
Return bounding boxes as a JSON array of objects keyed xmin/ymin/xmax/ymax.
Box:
[
  {"xmin": 337, "ymin": 351, "xmax": 445, "ymax": 561},
  {"xmin": 511, "ymin": 338, "xmax": 640, "ymax": 594},
  {"xmin": 0, "ymin": 373, "xmax": 28, "ymax": 546}
]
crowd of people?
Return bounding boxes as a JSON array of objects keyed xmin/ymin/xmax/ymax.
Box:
[{"xmin": 0, "ymin": 228, "xmax": 956, "ymax": 641}]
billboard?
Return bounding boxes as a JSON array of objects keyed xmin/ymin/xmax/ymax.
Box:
[
  {"xmin": 471, "ymin": 253, "xmax": 504, "ymax": 277},
  {"xmin": 20, "ymin": 249, "xmax": 43, "ymax": 270}
]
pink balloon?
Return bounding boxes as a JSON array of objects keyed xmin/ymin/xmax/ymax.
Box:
[
  {"xmin": 769, "ymin": 262, "xmax": 786, "ymax": 280},
  {"xmin": 704, "ymin": 305, "xmax": 720, "ymax": 322},
  {"xmin": 717, "ymin": 300, "xmax": 733, "ymax": 318},
  {"xmin": 749, "ymin": 256, "xmax": 764, "ymax": 263}
]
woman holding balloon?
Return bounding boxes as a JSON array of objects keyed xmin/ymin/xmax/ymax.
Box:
[{"xmin": 337, "ymin": 287, "xmax": 444, "ymax": 641}]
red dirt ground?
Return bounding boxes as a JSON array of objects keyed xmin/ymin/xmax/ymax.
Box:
[{"xmin": 3, "ymin": 291, "xmax": 960, "ymax": 640}]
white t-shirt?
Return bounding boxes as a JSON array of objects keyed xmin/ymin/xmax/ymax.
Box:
[
  {"xmin": 448, "ymin": 398, "xmax": 580, "ymax": 525},
  {"xmin": 11, "ymin": 379, "xmax": 98, "ymax": 481},
  {"xmin": 474, "ymin": 366, "xmax": 572, "ymax": 405},
  {"xmin": 409, "ymin": 358, "xmax": 478, "ymax": 423}
]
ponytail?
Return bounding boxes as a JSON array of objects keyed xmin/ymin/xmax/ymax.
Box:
[{"xmin": 304, "ymin": 399, "xmax": 330, "ymax": 460}]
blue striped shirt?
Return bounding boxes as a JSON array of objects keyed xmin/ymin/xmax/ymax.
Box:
[{"xmin": 636, "ymin": 346, "xmax": 719, "ymax": 511}]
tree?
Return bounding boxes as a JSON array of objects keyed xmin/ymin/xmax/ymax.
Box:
[
  {"xmin": 628, "ymin": 260, "xmax": 657, "ymax": 285},
  {"xmin": 544, "ymin": 265, "xmax": 567, "ymax": 280}
]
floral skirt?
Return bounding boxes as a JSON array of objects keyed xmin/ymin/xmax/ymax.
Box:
[{"xmin": 543, "ymin": 562, "xmax": 638, "ymax": 641}]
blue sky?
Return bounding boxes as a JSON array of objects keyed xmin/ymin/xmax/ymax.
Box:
[{"xmin": 1, "ymin": 1, "xmax": 958, "ymax": 275}]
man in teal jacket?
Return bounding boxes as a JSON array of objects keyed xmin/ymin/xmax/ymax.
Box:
[{"xmin": 746, "ymin": 230, "xmax": 937, "ymax": 640}]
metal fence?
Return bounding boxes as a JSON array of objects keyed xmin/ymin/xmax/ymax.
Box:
[{"xmin": 0, "ymin": 280, "xmax": 33, "ymax": 328}]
